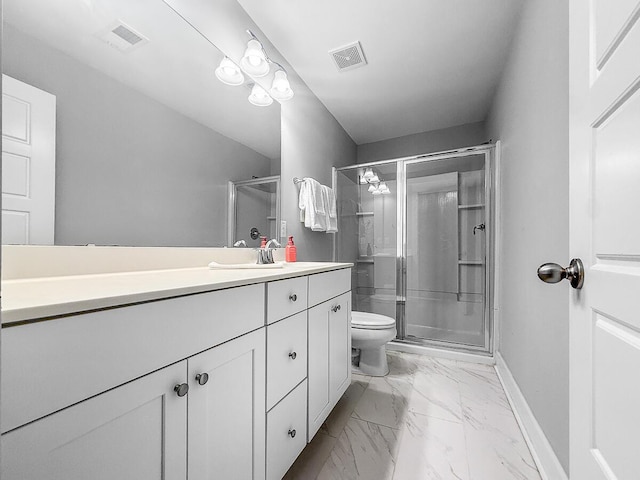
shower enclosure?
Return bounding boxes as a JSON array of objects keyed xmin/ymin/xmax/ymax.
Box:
[{"xmin": 334, "ymin": 145, "xmax": 494, "ymax": 354}]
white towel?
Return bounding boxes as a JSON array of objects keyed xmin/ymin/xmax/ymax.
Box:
[
  {"xmin": 298, "ymin": 178, "xmax": 327, "ymax": 231},
  {"xmin": 323, "ymin": 185, "xmax": 338, "ymax": 233}
]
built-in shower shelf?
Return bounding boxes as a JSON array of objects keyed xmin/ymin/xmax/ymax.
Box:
[
  {"xmin": 458, "ymin": 260, "xmax": 484, "ymax": 265},
  {"xmin": 458, "ymin": 204, "xmax": 485, "ymax": 209},
  {"xmin": 355, "ymin": 211, "xmax": 375, "ymax": 216},
  {"xmin": 356, "ymin": 258, "xmax": 374, "ymax": 264}
]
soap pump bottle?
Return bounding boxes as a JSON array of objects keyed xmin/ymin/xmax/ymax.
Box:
[{"xmin": 285, "ymin": 236, "xmax": 297, "ymax": 262}]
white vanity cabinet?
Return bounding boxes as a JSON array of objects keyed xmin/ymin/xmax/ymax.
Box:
[
  {"xmin": 1, "ymin": 263, "xmax": 352, "ymax": 480},
  {"xmin": 1, "ymin": 361, "xmax": 188, "ymax": 480}
]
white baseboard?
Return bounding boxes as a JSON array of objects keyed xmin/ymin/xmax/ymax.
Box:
[
  {"xmin": 494, "ymin": 352, "xmax": 568, "ymax": 480},
  {"xmin": 387, "ymin": 341, "xmax": 495, "ymax": 365}
]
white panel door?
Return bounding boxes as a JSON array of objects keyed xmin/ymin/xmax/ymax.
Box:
[
  {"xmin": 1, "ymin": 361, "xmax": 188, "ymax": 480},
  {"xmin": 2, "ymin": 74, "xmax": 56, "ymax": 244},
  {"xmin": 569, "ymin": 1, "xmax": 640, "ymax": 478},
  {"xmin": 187, "ymin": 328, "xmax": 266, "ymax": 480}
]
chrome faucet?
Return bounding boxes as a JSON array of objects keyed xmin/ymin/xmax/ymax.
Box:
[
  {"xmin": 233, "ymin": 240, "xmax": 247, "ymax": 247},
  {"xmin": 256, "ymin": 239, "xmax": 281, "ymax": 264},
  {"xmin": 265, "ymin": 239, "xmax": 281, "ymax": 249}
]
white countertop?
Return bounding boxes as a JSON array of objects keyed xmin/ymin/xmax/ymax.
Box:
[{"xmin": 1, "ymin": 262, "xmax": 352, "ymax": 326}]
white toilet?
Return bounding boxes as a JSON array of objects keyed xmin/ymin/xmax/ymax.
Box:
[{"xmin": 351, "ymin": 311, "xmax": 397, "ymax": 376}]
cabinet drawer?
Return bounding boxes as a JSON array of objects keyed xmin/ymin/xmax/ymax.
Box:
[
  {"xmin": 266, "ymin": 276, "xmax": 308, "ymax": 324},
  {"xmin": 308, "ymin": 268, "xmax": 351, "ymax": 307},
  {"xmin": 266, "ymin": 312, "xmax": 307, "ymax": 410},
  {"xmin": 266, "ymin": 380, "xmax": 307, "ymax": 480},
  {"xmin": 1, "ymin": 284, "xmax": 264, "ymax": 433}
]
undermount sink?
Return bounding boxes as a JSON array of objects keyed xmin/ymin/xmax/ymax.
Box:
[{"xmin": 208, "ymin": 261, "xmax": 284, "ymax": 269}]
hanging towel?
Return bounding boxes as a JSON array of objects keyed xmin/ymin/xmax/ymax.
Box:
[
  {"xmin": 298, "ymin": 177, "xmax": 327, "ymax": 231},
  {"xmin": 323, "ymin": 185, "xmax": 338, "ymax": 233}
]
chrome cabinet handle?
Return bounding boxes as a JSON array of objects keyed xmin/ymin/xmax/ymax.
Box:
[
  {"xmin": 195, "ymin": 373, "xmax": 209, "ymax": 386},
  {"xmin": 174, "ymin": 383, "xmax": 189, "ymax": 397},
  {"xmin": 288, "ymin": 429, "xmax": 296, "ymax": 438},
  {"xmin": 289, "ymin": 293, "xmax": 297, "ymax": 302},
  {"xmin": 537, "ymin": 258, "xmax": 584, "ymax": 289},
  {"xmin": 289, "ymin": 351, "xmax": 297, "ymax": 360},
  {"xmin": 331, "ymin": 304, "xmax": 341, "ymax": 313}
]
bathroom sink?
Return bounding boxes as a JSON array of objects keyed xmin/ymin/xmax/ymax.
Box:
[{"xmin": 208, "ymin": 261, "xmax": 284, "ymax": 269}]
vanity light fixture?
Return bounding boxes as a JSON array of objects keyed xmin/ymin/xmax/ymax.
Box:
[
  {"xmin": 367, "ymin": 183, "xmax": 377, "ymax": 193},
  {"xmin": 363, "ymin": 168, "xmax": 375, "ymax": 180},
  {"xmin": 216, "ymin": 29, "xmax": 294, "ymax": 106},
  {"xmin": 215, "ymin": 57, "xmax": 245, "ymax": 86},
  {"xmin": 269, "ymin": 69, "xmax": 294, "ymax": 101},
  {"xmin": 248, "ymin": 83, "xmax": 273, "ymax": 107},
  {"xmin": 240, "ymin": 33, "xmax": 270, "ymax": 77}
]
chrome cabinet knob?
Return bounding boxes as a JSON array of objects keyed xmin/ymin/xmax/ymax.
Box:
[
  {"xmin": 174, "ymin": 383, "xmax": 189, "ymax": 397},
  {"xmin": 537, "ymin": 258, "xmax": 584, "ymax": 289},
  {"xmin": 289, "ymin": 351, "xmax": 297, "ymax": 360},
  {"xmin": 289, "ymin": 293, "xmax": 297, "ymax": 302},
  {"xmin": 195, "ymin": 373, "xmax": 209, "ymax": 386},
  {"xmin": 288, "ymin": 429, "xmax": 296, "ymax": 438},
  {"xmin": 331, "ymin": 304, "xmax": 341, "ymax": 313}
]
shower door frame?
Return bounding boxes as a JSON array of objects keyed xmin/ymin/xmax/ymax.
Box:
[{"xmin": 333, "ymin": 144, "xmax": 495, "ymax": 355}]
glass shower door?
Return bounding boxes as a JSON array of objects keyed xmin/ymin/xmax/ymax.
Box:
[
  {"xmin": 334, "ymin": 163, "xmax": 398, "ymax": 320},
  {"xmin": 402, "ymin": 154, "xmax": 488, "ymax": 348}
]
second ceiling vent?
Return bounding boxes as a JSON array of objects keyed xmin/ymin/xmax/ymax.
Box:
[{"xmin": 328, "ymin": 41, "xmax": 367, "ymax": 72}]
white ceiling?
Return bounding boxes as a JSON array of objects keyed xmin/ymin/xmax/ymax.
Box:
[{"xmin": 238, "ymin": 0, "xmax": 525, "ymax": 145}]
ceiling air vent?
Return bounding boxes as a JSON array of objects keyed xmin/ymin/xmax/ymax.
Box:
[
  {"xmin": 97, "ymin": 21, "xmax": 149, "ymax": 53},
  {"xmin": 328, "ymin": 41, "xmax": 367, "ymax": 72}
]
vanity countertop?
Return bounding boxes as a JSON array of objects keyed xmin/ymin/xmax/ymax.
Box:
[{"xmin": 1, "ymin": 262, "xmax": 352, "ymax": 326}]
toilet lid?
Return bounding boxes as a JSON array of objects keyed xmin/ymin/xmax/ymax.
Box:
[{"xmin": 351, "ymin": 311, "xmax": 396, "ymax": 330}]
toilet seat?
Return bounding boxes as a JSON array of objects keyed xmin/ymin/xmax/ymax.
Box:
[{"xmin": 351, "ymin": 311, "xmax": 395, "ymax": 330}]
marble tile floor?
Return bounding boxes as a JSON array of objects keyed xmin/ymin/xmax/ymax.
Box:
[{"xmin": 284, "ymin": 351, "xmax": 541, "ymax": 480}]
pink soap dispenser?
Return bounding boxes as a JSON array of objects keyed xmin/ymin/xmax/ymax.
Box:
[{"xmin": 285, "ymin": 236, "xmax": 297, "ymax": 262}]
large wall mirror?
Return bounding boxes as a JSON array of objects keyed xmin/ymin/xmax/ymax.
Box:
[{"xmin": 1, "ymin": 0, "xmax": 281, "ymax": 247}]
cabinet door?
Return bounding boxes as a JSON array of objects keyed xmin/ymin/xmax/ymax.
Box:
[
  {"xmin": 307, "ymin": 301, "xmax": 331, "ymax": 440},
  {"xmin": 307, "ymin": 292, "xmax": 352, "ymax": 440},
  {"xmin": 187, "ymin": 328, "xmax": 266, "ymax": 480},
  {"xmin": 1, "ymin": 361, "xmax": 188, "ymax": 480},
  {"xmin": 329, "ymin": 292, "xmax": 351, "ymax": 404}
]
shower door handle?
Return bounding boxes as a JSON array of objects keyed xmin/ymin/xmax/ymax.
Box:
[{"xmin": 537, "ymin": 258, "xmax": 584, "ymax": 289}]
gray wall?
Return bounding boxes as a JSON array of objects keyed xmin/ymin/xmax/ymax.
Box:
[
  {"xmin": 357, "ymin": 121, "xmax": 487, "ymax": 163},
  {"xmin": 3, "ymin": 24, "xmax": 271, "ymax": 247},
  {"xmin": 280, "ymin": 82, "xmax": 357, "ymax": 261},
  {"xmin": 487, "ymin": 0, "xmax": 569, "ymax": 473}
]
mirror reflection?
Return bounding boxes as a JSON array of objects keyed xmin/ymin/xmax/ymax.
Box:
[{"xmin": 1, "ymin": 0, "xmax": 281, "ymax": 247}]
